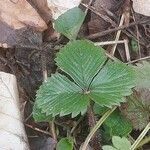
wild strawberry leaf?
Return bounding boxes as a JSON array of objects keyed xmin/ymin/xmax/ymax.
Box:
[
  {"xmin": 33, "ymin": 40, "xmax": 135, "ymax": 120},
  {"xmin": 54, "ymin": 7, "xmax": 85, "ymax": 40},
  {"xmin": 34, "ymin": 73, "xmax": 89, "ymax": 118},
  {"xmin": 55, "ymin": 40, "xmax": 107, "ymax": 90},
  {"xmin": 89, "ymin": 61, "xmax": 135, "ymax": 107}
]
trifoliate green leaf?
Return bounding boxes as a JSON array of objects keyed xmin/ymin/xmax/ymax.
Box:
[
  {"xmin": 34, "ymin": 73, "xmax": 89, "ymax": 118},
  {"xmin": 54, "ymin": 7, "xmax": 85, "ymax": 40},
  {"xmin": 33, "ymin": 40, "xmax": 135, "ymax": 119},
  {"xmin": 56, "ymin": 40, "xmax": 107, "ymax": 90},
  {"xmin": 90, "ymin": 61, "xmax": 135, "ymax": 107},
  {"xmin": 56, "ymin": 137, "xmax": 73, "ymax": 150}
]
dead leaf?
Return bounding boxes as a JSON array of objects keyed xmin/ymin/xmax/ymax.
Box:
[
  {"xmin": 0, "ymin": 0, "xmax": 47, "ymax": 31},
  {"xmin": 121, "ymin": 89, "xmax": 150, "ymax": 130},
  {"xmin": 0, "ymin": 0, "xmax": 47, "ymax": 47},
  {"xmin": 27, "ymin": 0, "xmax": 52, "ymax": 23},
  {"xmin": 132, "ymin": 0, "xmax": 150, "ymax": 16},
  {"xmin": 27, "ymin": 0, "xmax": 61, "ymax": 41}
]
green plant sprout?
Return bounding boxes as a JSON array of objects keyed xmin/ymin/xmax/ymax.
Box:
[{"xmin": 32, "ymin": 7, "xmax": 147, "ymax": 150}]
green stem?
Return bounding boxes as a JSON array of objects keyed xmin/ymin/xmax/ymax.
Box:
[
  {"xmin": 136, "ymin": 136, "xmax": 150, "ymax": 149},
  {"xmin": 131, "ymin": 122, "xmax": 150, "ymax": 150},
  {"xmin": 80, "ymin": 106, "xmax": 117, "ymax": 150}
]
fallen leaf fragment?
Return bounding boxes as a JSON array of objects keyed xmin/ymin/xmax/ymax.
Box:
[
  {"xmin": 0, "ymin": 0, "xmax": 47, "ymax": 47},
  {"xmin": 0, "ymin": 0, "xmax": 47, "ymax": 31},
  {"xmin": 28, "ymin": 0, "xmax": 52, "ymax": 23}
]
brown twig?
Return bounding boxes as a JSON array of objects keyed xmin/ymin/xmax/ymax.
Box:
[
  {"xmin": 25, "ymin": 123, "xmax": 51, "ymax": 136},
  {"xmin": 86, "ymin": 20, "xmax": 150, "ymax": 40},
  {"xmin": 126, "ymin": 56, "xmax": 150, "ymax": 64}
]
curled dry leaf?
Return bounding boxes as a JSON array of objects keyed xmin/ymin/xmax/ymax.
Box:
[
  {"xmin": 0, "ymin": 0, "xmax": 47, "ymax": 47},
  {"xmin": 132, "ymin": 0, "xmax": 150, "ymax": 16}
]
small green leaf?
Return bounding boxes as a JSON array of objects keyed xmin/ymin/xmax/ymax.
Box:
[
  {"xmin": 54, "ymin": 7, "xmax": 85, "ymax": 40},
  {"xmin": 56, "ymin": 138, "xmax": 73, "ymax": 150},
  {"xmin": 104, "ymin": 110, "xmax": 132, "ymax": 137},
  {"xmin": 34, "ymin": 73, "xmax": 89, "ymax": 118},
  {"xmin": 94, "ymin": 104, "xmax": 132, "ymax": 137},
  {"xmin": 90, "ymin": 61, "xmax": 135, "ymax": 107},
  {"xmin": 56, "ymin": 40, "xmax": 107, "ymax": 90},
  {"xmin": 112, "ymin": 136, "xmax": 131, "ymax": 150},
  {"xmin": 102, "ymin": 146, "xmax": 117, "ymax": 150},
  {"xmin": 103, "ymin": 136, "xmax": 131, "ymax": 150}
]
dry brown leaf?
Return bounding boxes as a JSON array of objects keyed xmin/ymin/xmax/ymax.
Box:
[
  {"xmin": 0, "ymin": 0, "xmax": 47, "ymax": 31},
  {"xmin": 27, "ymin": 0, "xmax": 52, "ymax": 23},
  {"xmin": 0, "ymin": 0, "xmax": 47, "ymax": 47},
  {"xmin": 132, "ymin": 0, "xmax": 150, "ymax": 16}
]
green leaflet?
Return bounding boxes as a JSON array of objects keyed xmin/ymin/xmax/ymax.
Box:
[
  {"xmin": 102, "ymin": 136, "xmax": 131, "ymax": 150},
  {"xmin": 34, "ymin": 73, "xmax": 89, "ymax": 118},
  {"xmin": 56, "ymin": 138, "xmax": 74, "ymax": 150},
  {"xmin": 89, "ymin": 61, "xmax": 134, "ymax": 107},
  {"xmin": 94, "ymin": 104, "xmax": 132, "ymax": 137},
  {"xmin": 33, "ymin": 40, "xmax": 135, "ymax": 120},
  {"xmin": 55, "ymin": 40, "xmax": 107, "ymax": 90},
  {"xmin": 54, "ymin": 7, "xmax": 85, "ymax": 40}
]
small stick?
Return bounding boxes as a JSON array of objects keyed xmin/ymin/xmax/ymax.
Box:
[
  {"xmin": 25, "ymin": 124, "xmax": 51, "ymax": 136},
  {"xmin": 95, "ymin": 40, "xmax": 125, "ymax": 46},
  {"xmin": 111, "ymin": 14, "xmax": 125, "ymax": 55},
  {"xmin": 131, "ymin": 122, "xmax": 150, "ymax": 150},
  {"xmin": 86, "ymin": 20, "xmax": 149, "ymax": 40},
  {"xmin": 124, "ymin": 39, "xmax": 131, "ymax": 62},
  {"xmin": 126, "ymin": 56, "xmax": 150, "ymax": 64}
]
